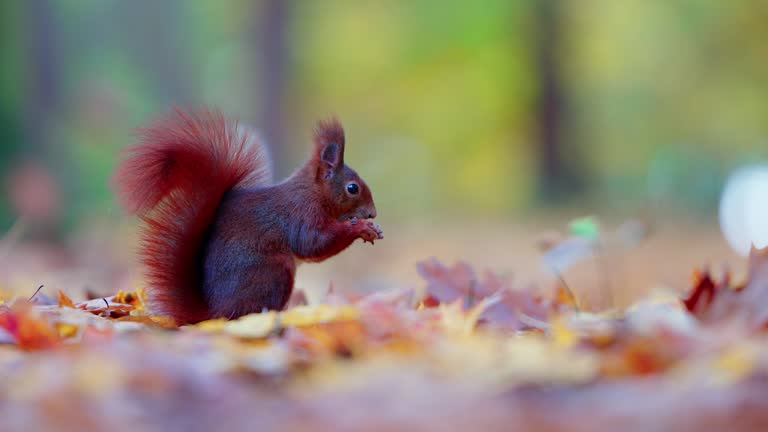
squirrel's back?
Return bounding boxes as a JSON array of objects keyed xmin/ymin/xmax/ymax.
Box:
[{"xmin": 113, "ymin": 108, "xmax": 272, "ymax": 323}]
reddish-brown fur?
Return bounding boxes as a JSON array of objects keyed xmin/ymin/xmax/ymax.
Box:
[{"xmin": 113, "ymin": 108, "xmax": 381, "ymax": 324}]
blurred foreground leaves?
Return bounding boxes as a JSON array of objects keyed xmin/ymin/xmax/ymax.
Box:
[{"xmin": 1, "ymin": 252, "xmax": 768, "ymax": 431}]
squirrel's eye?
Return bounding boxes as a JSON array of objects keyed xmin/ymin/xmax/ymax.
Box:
[{"xmin": 346, "ymin": 182, "xmax": 360, "ymax": 195}]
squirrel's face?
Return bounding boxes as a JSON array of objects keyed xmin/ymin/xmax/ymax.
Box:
[
  {"xmin": 313, "ymin": 119, "xmax": 377, "ymax": 221},
  {"xmin": 330, "ymin": 166, "xmax": 376, "ymax": 221}
]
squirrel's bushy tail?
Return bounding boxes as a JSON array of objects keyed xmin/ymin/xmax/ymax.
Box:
[{"xmin": 113, "ymin": 108, "xmax": 272, "ymax": 323}]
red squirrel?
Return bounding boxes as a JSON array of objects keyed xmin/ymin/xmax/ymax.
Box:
[{"xmin": 113, "ymin": 108, "xmax": 383, "ymax": 324}]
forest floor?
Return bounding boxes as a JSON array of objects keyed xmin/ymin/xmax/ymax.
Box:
[{"xmin": 0, "ymin": 216, "xmax": 764, "ymax": 431}]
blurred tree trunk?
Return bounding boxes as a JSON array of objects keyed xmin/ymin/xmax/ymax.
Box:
[
  {"xmin": 252, "ymin": 0, "xmax": 292, "ymax": 177},
  {"xmin": 19, "ymin": 0, "xmax": 63, "ymax": 241},
  {"xmin": 23, "ymin": 0, "xmax": 59, "ymax": 156},
  {"xmin": 532, "ymin": 0, "xmax": 583, "ymax": 202},
  {"xmin": 0, "ymin": 2, "xmax": 22, "ymax": 229},
  {"xmin": 118, "ymin": 0, "xmax": 193, "ymax": 105}
]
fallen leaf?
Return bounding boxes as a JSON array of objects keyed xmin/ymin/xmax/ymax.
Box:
[
  {"xmin": 116, "ymin": 315, "xmax": 177, "ymax": 329},
  {"xmin": 55, "ymin": 322, "xmax": 79, "ymax": 339},
  {"xmin": 223, "ymin": 312, "xmax": 278, "ymax": 339},
  {"xmin": 0, "ymin": 304, "xmax": 59, "ymax": 350},
  {"xmin": 713, "ymin": 345, "xmax": 757, "ymax": 384},
  {"xmin": 541, "ymin": 236, "xmax": 595, "ymax": 274},
  {"xmin": 58, "ymin": 290, "xmax": 76, "ymax": 308},
  {"xmin": 418, "ymin": 259, "xmax": 556, "ymax": 331},
  {"xmin": 281, "ymin": 304, "xmax": 359, "ymax": 327},
  {"xmin": 550, "ymin": 316, "xmax": 578, "ymax": 349},
  {"xmin": 682, "ymin": 246, "xmax": 768, "ymax": 329}
]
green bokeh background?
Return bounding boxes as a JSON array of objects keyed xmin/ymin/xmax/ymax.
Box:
[{"xmin": 1, "ymin": 0, "xmax": 767, "ymax": 234}]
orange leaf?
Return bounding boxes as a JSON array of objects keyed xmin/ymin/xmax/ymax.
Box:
[
  {"xmin": 114, "ymin": 288, "xmax": 146, "ymax": 307},
  {"xmin": 0, "ymin": 304, "xmax": 59, "ymax": 350},
  {"xmin": 58, "ymin": 290, "xmax": 76, "ymax": 308},
  {"xmin": 555, "ymin": 285, "xmax": 579, "ymax": 309}
]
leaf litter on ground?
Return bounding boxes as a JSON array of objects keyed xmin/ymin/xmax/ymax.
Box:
[{"xmin": 1, "ymin": 237, "xmax": 768, "ymax": 430}]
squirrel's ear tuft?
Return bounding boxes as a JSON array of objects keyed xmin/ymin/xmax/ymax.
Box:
[{"xmin": 314, "ymin": 118, "xmax": 345, "ymax": 178}]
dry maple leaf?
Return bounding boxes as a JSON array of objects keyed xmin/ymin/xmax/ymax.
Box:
[
  {"xmin": 417, "ymin": 258, "xmax": 556, "ymax": 330},
  {"xmin": 75, "ymin": 297, "xmax": 135, "ymax": 319},
  {"xmin": 683, "ymin": 246, "xmax": 768, "ymax": 329},
  {"xmin": 417, "ymin": 258, "xmax": 500, "ymax": 305}
]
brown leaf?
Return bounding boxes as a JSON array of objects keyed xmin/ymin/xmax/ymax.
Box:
[
  {"xmin": 683, "ymin": 246, "xmax": 768, "ymax": 329},
  {"xmin": 417, "ymin": 259, "xmax": 555, "ymax": 330},
  {"xmin": 416, "ymin": 259, "xmax": 498, "ymax": 307},
  {"xmin": 682, "ymin": 270, "xmax": 719, "ymax": 314}
]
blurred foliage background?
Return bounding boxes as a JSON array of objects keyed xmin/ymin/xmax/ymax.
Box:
[{"xmin": 1, "ymin": 0, "xmax": 767, "ymax": 239}]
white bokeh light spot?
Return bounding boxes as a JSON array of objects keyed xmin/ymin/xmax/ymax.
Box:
[{"xmin": 719, "ymin": 164, "xmax": 768, "ymax": 256}]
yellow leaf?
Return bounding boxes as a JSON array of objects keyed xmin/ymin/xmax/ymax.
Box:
[
  {"xmin": 194, "ymin": 318, "xmax": 228, "ymax": 332},
  {"xmin": 714, "ymin": 345, "xmax": 756, "ymax": 383},
  {"xmin": 135, "ymin": 287, "xmax": 148, "ymax": 310},
  {"xmin": 550, "ymin": 316, "xmax": 578, "ymax": 349},
  {"xmin": 439, "ymin": 293, "xmax": 502, "ymax": 335},
  {"xmin": 55, "ymin": 322, "xmax": 79, "ymax": 339},
  {"xmin": 224, "ymin": 312, "xmax": 278, "ymax": 339},
  {"xmin": 116, "ymin": 315, "xmax": 177, "ymax": 329},
  {"xmin": 119, "ymin": 288, "xmax": 148, "ymax": 315},
  {"xmin": 280, "ymin": 305, "xmax": 359, "ymax": 327}
]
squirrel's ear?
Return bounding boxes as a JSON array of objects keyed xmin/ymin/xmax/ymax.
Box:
[{"xmin": 314, "ymin": 118, "xmax": 345, "ymax": 179}]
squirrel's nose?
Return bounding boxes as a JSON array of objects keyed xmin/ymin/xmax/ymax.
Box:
[{"xmin": 367, "ymin": 207, "xmax": 377, "ymax": 219}]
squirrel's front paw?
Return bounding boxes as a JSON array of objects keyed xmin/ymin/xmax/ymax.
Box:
[{"xmin": 349, "ymin": 219, "xmax": 384, "ymax": 244}]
